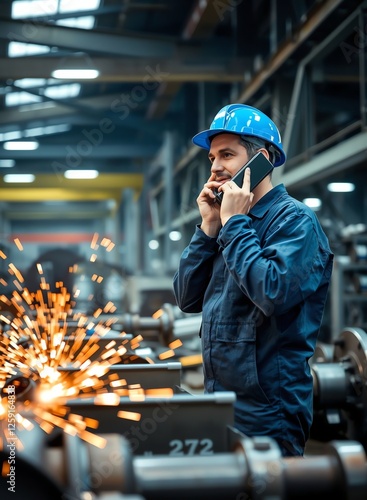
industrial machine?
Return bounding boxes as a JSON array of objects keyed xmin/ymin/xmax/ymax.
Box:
[
  {"xmin": 1, "ymin": 335, "xmax": 367, "ymax": 500},
  {"xmin": 310, "ymin": 326, "xmax": 367, "ymax": 450},
  {"xmin": 1, "ymin": 422, "xmax": 366, "ymax": 499},
  {"xmin": 1, "ymin": 271, "xmax": 367, "ymax": 499},
  {"xmin": 65, "ymin": 302, "xmax": 202, "ymax": 348}
]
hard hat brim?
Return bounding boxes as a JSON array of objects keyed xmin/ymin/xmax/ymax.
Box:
[
  {"xmin": 192, "ymin": 129, "xmax": 286, "ymax": 167},
  {"xmin": 192, "ymin": 129, "xmax": 255, "ymax": 150},
  {"xmin": 192, "ymin": 129, "xmax": 220, "ymax": 150}
]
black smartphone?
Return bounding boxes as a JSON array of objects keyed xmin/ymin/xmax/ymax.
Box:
[{"xmin": 214, "ymin": 152, "xmax": 274, "ymax": 205}]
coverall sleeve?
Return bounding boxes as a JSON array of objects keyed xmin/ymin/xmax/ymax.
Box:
[
  {"xmin": 173, "ymin": 226, "xmax": 219, "ymax": 313},
  {"xmin": 218, "ymin": 212, "xmax": 333, "ymax": 316}
]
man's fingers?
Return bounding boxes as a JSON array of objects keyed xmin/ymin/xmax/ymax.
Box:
[{"xmin": 243, "ymin": 167, "xmax": 251, "ymax": 189}]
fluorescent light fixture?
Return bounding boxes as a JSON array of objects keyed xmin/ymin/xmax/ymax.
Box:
[
  {"xmin": 327, "ymin": 182, "xmax": 355, "ymax": 193},
  {"xmin": 0, "ymin": 159, "xmax": 15, "ymax": 168},
  {"xmin": 51, "ymin": 69, "xmax": 99, "ymax": 79},
  {"xmin": 3, "ymin": 141, "xmax": 39, "ymax": 150},
  {"xmin": 64, "ymin": 169, "xmax": 99, "ymax": 179},
  {"xmin": 303, "ymin": 198, "xmax": 322, "ymax": 210},
  {"xmin": 4, "ymin": 174, "xmax": 35, "ymax": 183}
]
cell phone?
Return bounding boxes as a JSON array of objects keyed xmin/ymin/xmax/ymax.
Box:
[{"xmin": 214, "ymin": 152, "xmax": 274, "ymax": 205}]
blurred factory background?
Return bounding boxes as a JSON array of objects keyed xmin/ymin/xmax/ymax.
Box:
[{"xmin": 1, "ymin": 2, "xmax": 367, "ymax": 498}]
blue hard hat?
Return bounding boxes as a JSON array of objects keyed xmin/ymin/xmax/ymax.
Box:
[{"xmin": 192, "ymin": 103, "xmax": 286, "ymax": 167}]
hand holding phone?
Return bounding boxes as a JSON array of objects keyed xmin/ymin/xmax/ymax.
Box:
[{"xmin": 214, "ymin": 152, "xmax": 273, "ymax": 205}]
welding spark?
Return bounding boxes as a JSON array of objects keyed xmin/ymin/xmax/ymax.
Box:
[
  {"xmin": 0, "ymin": 236, "xmax": 178, "ymax": 449},
  {"xmin": 0, "ymin": 280, "xmax": 147, "ymax": 447}
]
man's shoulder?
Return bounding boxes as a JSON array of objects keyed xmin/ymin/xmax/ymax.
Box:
[{"xmin": 273, "ymin": 187, "xmax": 319, "ymax": 221}]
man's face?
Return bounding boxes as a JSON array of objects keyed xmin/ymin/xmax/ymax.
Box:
[{"xmin": 208, "ymin": 133, "xmax": 249, "ymax": 183}]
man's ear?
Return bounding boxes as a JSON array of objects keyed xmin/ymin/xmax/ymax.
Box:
[{"xmin": 258, "ymin": 148, "xmax": 270, "ymax": 161}]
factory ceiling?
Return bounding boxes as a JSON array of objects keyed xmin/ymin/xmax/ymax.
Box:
[{"xmin": 0, "ymin": 0, "xmax": 365, "ymax": 221}]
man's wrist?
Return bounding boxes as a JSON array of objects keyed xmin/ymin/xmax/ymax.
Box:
[{"xmin": 200, "ymin": 221, "xmax": 221, "ymax": 237}]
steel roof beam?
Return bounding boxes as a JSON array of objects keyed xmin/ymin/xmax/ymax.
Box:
[
  {"xmin": 0, "ymin": 143, "xmax": 158, "ymax": 159},
  {"xmin": 147, "ymin": 0, "xmax": 222, "ymax": 119},
  {"xmin": 0, "ymin": 93, "xmax": 164, "ymax": 137},
  {"xmin": 0, "ymin": 56, "xmax": 245, "ymax": 82},
  {"xmin": 0, "ymin": 17, "xmax": 175, "ymax": 58},
  {"xmin": 236, "ymin": 0, "xmax": 346, "ymax": 103}
]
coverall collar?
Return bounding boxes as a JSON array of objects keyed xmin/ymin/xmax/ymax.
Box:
[{"xmin": 250, "ymin": 183, "xmax": 287, "ymax": 219}]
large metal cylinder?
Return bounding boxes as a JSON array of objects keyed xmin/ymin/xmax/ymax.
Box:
[{"xmin": 3, "ymin": 430, "xmax": 366, "ymax": 500}]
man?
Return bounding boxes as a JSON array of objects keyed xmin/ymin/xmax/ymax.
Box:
[{"xmin": 173, "ymin": 103, "xmax": 334, "ymax": 456}]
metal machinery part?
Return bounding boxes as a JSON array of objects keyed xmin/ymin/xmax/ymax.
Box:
[
  {"xmin": 310, "ymin": 327, "xmax": 367, "ymax": 448},
  {"xmin": 2, "ymin": 302, "xmax": 200, "ymax": 349},
  {"xmin": 64, "ymin": 391, "xmax": 237, "ymax": 456},
  {"xmin": 65, "ymin": 303, "xmax": 202, "ymax": 347},
  {"xmin": 3, "ymin": 326, "xmax": 367, "ymax": 499},
  {"xmin": 1, "ymin": 427, "xmax": 366, "ymax": 500},
  {"xmin": 311, "ymin": 341, "xmax": 335, "ymax": 364},
  {"xmin": 58, "ymin": 361, "xmax": 183, "ymax": 390},
  {"xmin": 1, "ymin": 329, "xmax": 367, "ymax": 499}
]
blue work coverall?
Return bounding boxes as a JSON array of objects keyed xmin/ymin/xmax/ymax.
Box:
[{"xmin": 173, "ymin": 184, "xmax": 334, "ymax": 456}]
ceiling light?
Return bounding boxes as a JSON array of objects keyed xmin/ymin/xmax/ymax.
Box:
[
  {"xmin": 303, "ymin": 198, "xmax": 322, "ymax": 210},
  {"xmin": 169, "ymin": 231, "xmax": 182, "ymax": 241},
  {"xmin": 51, "ymin": 69, "xmax": 99, "ymax": 80},
  {"xmin": 327, "ymin": 182, "xmax": 355, "ymax": 192},
  {"xmin": 3, "ymin": 141, "xmax": 39, "ymax": 150},
  {"xmin": 0, "ymin": 159, "xmax": 15, "ymax": 168},
  {"xmin": 43, "ymin": 83, "xmax": 81, "ymax": 99},
  {"xmin": 4, "ymin": 174, "xmax": 35, "ymax": 183},
  {"xmin": 64, "ymin": 170, "xmax": 99, "ymax": 179},
  {"xmin": 148, "ymin": 240, "xmax": 159, "ymax": 250}
]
